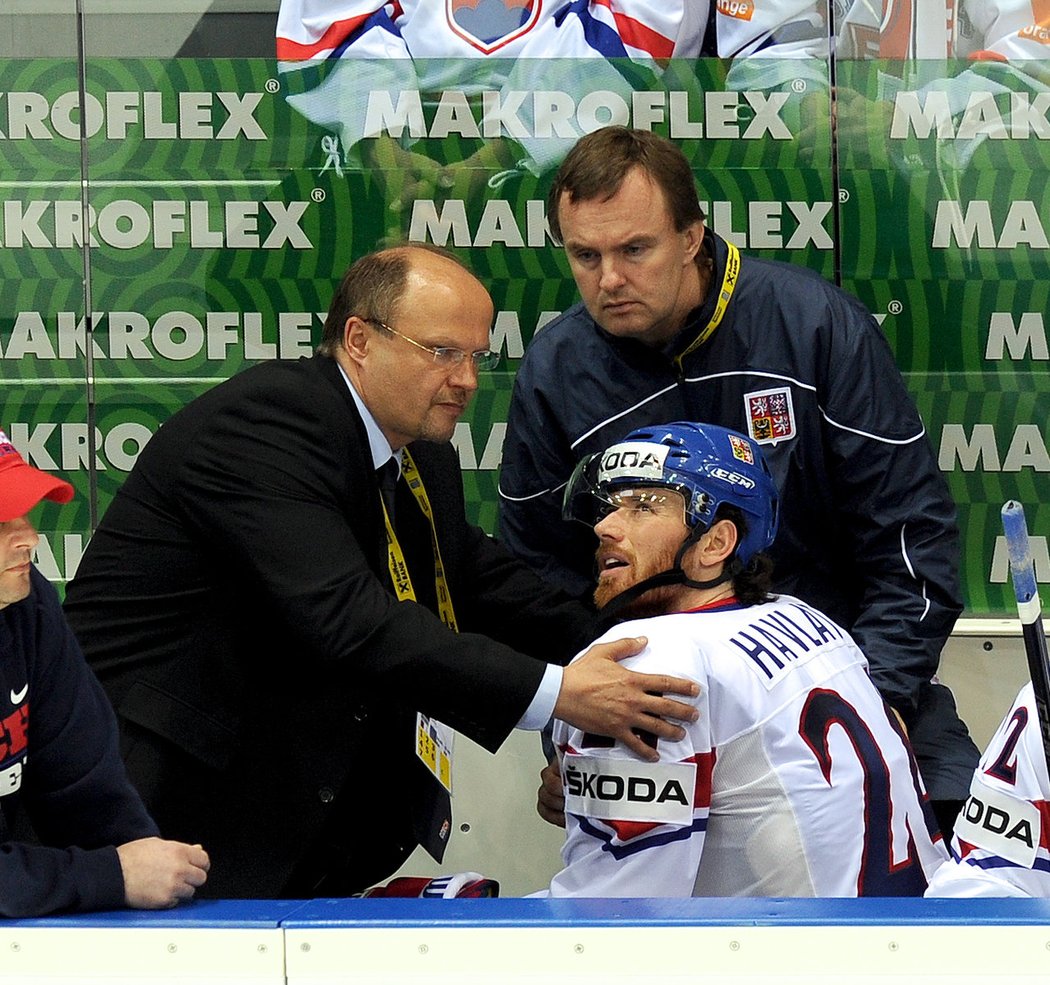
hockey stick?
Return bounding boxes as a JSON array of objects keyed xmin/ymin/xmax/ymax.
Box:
[{"xmin": 1001, "ymin": 500, "xmax": 1050, "ymax": 774}]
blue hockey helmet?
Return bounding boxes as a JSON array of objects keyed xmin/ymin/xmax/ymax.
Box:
[{"xmin": 563, "ymin": 421, "xmax": 780, "ymax": 565}]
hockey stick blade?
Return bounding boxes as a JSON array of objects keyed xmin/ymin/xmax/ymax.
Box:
[{"xmin": 1001, "ymin": 500, "xmax": 1050, "ymax": 774}]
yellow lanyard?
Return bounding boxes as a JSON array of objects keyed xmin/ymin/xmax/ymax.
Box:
[
  {"xmin": 382, "ymin": 448, "xmax": 458, "ymax": 632},
  {"xmin": 674, "ymin": 240, "xmax": 741, "ymax": 372}
]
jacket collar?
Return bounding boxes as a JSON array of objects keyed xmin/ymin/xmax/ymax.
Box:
[
  {"xmin": 313, "ymin": 352, "xmax": 377, "ymax": 466},
  {"xmin": 661, "ymin": 228, "xmax": 731, "ymax": 362}
]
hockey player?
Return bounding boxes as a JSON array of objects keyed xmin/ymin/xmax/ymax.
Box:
[
  {"xmin": 540, "ymin": 421, "xmax": 948, "ymax": 897},
  {"xmin": 274, "ymin": 1, "xmax": 831, "ymax": 186},
  {"xmin": 275, "ymin": 0, "xmax": 832, "ymax": 66},
  {"xmin": 275, "ymin": 1, "xmax": 707, "ymax": 185},
  {"xmin": 500, "ymin": 126, "xmax": 977, "ymax": 841},
  {"xmin": 926, "ymin": 683, "xmax": 1050, "ymax": 897},
  {"xmin": 275, "ymin": 1, "xmax": 708, "ymax": 63}
]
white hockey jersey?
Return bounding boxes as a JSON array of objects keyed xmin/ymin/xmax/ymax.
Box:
[
  {"xmin": 275, "ymin": 1, "xmax": 829, "ymax": 170},
  {"xmin": 276, "ymin": 1, "xmax": 704, "ymax": 62},
  {"xmin": 544, "ymin": 596, "xmax": 947, "ymax": 897},
  {"xmin": 275, "ymin": 1, "xmax": 833, "ymax": 63},
  {"xmin": 926, "ymin": 682, "xmax": 1050, "ymax": 897}
]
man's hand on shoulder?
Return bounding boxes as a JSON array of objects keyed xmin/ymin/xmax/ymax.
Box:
[
  {"xmin": 554, "ymin": 636, "xmax": 699, "ymax": 761},
  {"xmin": 118, "ymin": 837, "xmax": 210, "ymax": 909}
]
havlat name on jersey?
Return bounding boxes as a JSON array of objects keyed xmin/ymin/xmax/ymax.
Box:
[
  {"xmin": 562, "ymin": 752, "xmax": 696, "ymax": 827},
  {"xmin": 730, "ymin": 602, "xmax": 845, "ymax": 687}
]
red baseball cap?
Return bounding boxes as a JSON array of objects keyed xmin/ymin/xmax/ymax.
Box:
[{"xmin": 0, "ymin": 431, "xmax": 74, "ymax": 523}]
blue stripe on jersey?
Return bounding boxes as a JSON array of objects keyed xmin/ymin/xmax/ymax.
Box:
[
  {"xmin": 331, "ymin": 9, "xmax": 401, "ymax": 59},
  {"xmin": 576, "ymin": 814, "xmax": 707, "ymax": 860},
  {"xmin": 965, "ymin": 854, "xmax": 1050, "ymax": 874},
  {"xmin": 554, "ymin": 1, "xmax": 630, "ymax": 57}
]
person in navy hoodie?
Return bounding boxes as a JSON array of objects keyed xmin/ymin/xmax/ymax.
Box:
[{"xmin": 0, "ymin": 432, "xmax": 210, "ymax": 917}]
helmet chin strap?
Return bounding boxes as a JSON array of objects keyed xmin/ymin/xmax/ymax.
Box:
[{"xmin": 595, "ymin": 525, "xmax": 736, "ymax": 628}]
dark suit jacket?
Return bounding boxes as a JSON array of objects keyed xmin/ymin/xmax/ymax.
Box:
[{"xmin": 64, "ymin": 354, "xmax": 592, "ymax": 896}]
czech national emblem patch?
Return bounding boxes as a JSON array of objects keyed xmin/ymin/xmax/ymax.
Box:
[
  {"xmin": 447, "ymin": 0, "xmax": 539, "ymax": 54},
  {"xmin": 728, "ymin": 434, "xmax": 754, "ymax": 464},
  {"xmin": 744, "ymin": 387, "xmax": 796, "ymax": 445}
]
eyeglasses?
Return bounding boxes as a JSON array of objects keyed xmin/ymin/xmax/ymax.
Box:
[{"xmin": 365, "ymin": 319, "xmax": 500, "ymax": 372}]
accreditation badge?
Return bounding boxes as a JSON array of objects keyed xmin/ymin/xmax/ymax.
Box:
[{"xmin": 415, "ymin": 712, "xmax": 455, "ymax": 795}]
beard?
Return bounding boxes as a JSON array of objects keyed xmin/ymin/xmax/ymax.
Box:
[
  {"xmin": 592, "ymin": 543, "xmax": 683, "ymax": 619},
  {"xmin": 594, "ymin": 581, "xmax": 682, "ymax": 620}
]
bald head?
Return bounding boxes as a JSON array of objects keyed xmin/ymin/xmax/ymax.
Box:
[
  {"xmin": 319, "ymin": 244, "xmax": 483, "ymax": 356},
  {"xmin": 325, "ymin": 244, "xmax": 494, "ymax": 449}
]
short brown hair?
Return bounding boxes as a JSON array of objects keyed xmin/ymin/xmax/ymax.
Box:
[
  {"xmin": 317, "ymin": 243, "xmax": 469, "ymax": 356},
  {"xmin": 547, "ymin": 126, "xmax": 705, "ymax": 242}
]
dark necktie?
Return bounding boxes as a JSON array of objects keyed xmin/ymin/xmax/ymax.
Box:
[
  {"xmin": 377, "ymin": 458, "xmax": 399, "ymax": 523},
  {"xmin": 376, "ymin": 456, "xmax": 454, "ymax": 862}
]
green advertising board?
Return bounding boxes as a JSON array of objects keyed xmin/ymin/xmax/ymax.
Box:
[
  {"xmin": 837, "ymin": 59, "xmax": 1050, "ymax": 613},
  {"xmin": 1, "ymin": 53, "xmax": 1046, "ymax": 616}
]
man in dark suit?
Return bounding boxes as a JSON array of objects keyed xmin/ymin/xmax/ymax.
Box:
[{"xmin": 63, "ymin": 244, "xmax": 699, "ymax": 899}]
